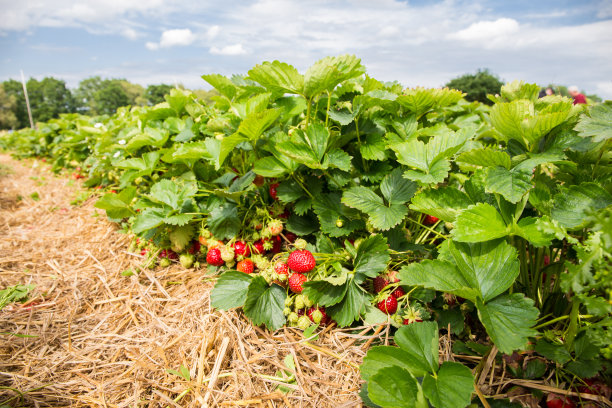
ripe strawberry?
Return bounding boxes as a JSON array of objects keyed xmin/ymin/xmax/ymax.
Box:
[
  {"xmin": 271, "ymin": 235, "xmax": 282, "ymax": 254},
  {"xmin": 278, "ymin": 209, "xmax": 290, "ymax": 219},
  {"xmin": 274, "ymin": 261, "xmax": 289, "ymax": 276},
  {"xmin": 232, "ymin": 241, "xmax": 250, "ymax": 258},
  {"xmin": 307, "ymin": 306, "xmax": 330, "ymax": 325},
  {"xmin": 423, "ymin": 214, "xmax": 439, "ymax": 226},
  {"xmin": 288, "ymin": 273, "xmax": 308, "ymax": 293},
  {"xmin": 252, "ymin": 240, "xmax": 265, "ymax": 255},
  {"xmin": 140, "ymin": 248, "xmax": 148, "ymax": 256},
  {"xmin": 206, "ymin": 248, "xmax": 224, "ymax": 266},
  {"xmin": 285, "ymin": 231, "xmax": 297, "ymax": 243},
  {"xmin": 544, "ymin": 255, "xmax": 550, "ymax": 265},
  {"xmin": 373, "ymin": 276, "xmax": 389, "ymax": 293},
  {"xmin": 377, "ymin": 295, "xmax": 398, "ymax": 315},
  {"xmin": 269, "ymin": 183, "xmax": 279, "ymax": 200},
  {"xmin": 546, "ymin": 393, "xmax": 575, "ymax": 408},
  {"xmin": 236, "ymin": 259, "xmax": 255, "ymax": 274},
  {"xmin": 188, "ymin": 241, "xmax": 201, "ymax": 255},
  {"xmin": 392, "ymin": 287, "xmax": 406, "ymax": 299},
  {"xmin": 403, "ymin": 318, "xmax": 423, "ymax": 325},
  {"xmin": 287, "ymin": 250, "xmax": 316, "ymax": 273}
]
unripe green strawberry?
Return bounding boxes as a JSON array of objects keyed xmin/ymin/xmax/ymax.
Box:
[
  {"xmin": 303, "ymin": 296, "xmax": 314, "ymax": 308},
  {"xmin": 297, "ymin": 315, "xmax": 311, "ymax": 330},
  {"xmin": 159, "ymin": 258, "xmax": 171, "ymax": 268},
  {"xmin": 283, "ymin": 307, "xmax": 292, "ymax": 316},
  {"xmin": 294, "ymin": 295, "xmax": 305, "ymax": 310},
  {"xmin": 278, "ymin": 273, "xmax": 288, "ymax": 282},
  {"xmin": 220, "ymin": 246, "xmax": 235, "ymax": 263},
  {"xmin": 311, "ymin": 309, "xmax": 323, "ymax": 324},
  {"xmin": 366, "ymin": 219, "xmax": 376, "ymax": 233},
  {"xmin": 285, "ymin": 296, "xmax": 294, "ymax": 307},
  {"xmin": 293, "ymin": 238, "xmax": 308, "ymax": 250},
  {"xmin": 225, "ymin": 260, "xmax": 236, "ymax": 268},
  {"xmin": 335, "ymin": 218, "xmax": 344, "ymax": 228},
  {"xmin": 354, "ymin": 238, "xmax": 364, "ymax": 249},
  {"xmin": 288, "ymin": 312, "xmax": 299, "ymax": 326},
  {"xmin": 444, "ymin": 222, "xmax": 454, "ymax": 230},
  {"xmin": 193, "ymin": 261, "xmax": 200, "ymax": 269},
  {"xmin": 251, "ymin": 255, "xmax": 269, "ymax": 270},
  {"xmin": 271, "ymin": 272, "xmax": 279, "ymax": 281},
  {"xmin": 261, "ymin": 229, "xmax": 272, "ymax": 239},
  {"xmin": 129, "ymin": 241, "xmax": 137, "ymax": 252},
  {"xmin": 180, "ymin": 254, "xmax": 195, "ymax": 269},
  {"xmin": 268, "ymin": 219, "xmax": 283, "ymax": 236}
]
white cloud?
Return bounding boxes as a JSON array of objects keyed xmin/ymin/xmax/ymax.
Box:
[
  {"xmin": 146, "ymin": 28, "xmax": 197, "ymax": 50},
  {"xmin": 449, "ymin": 18, "xmax": 520, "ymax": 46},
  {"xmin": 210, "ymin": 43, "xmax": 247, "ymax": 55},
  {"xmin": 122, "ymin": 27, "xmax": 139, "ymax": 40},
  {"xmin": 207, "ymin": 25, "xmax": 220, "ymax": 40}
]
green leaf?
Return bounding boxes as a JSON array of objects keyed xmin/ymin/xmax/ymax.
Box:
[
  {"xmin": 410, "ymin": 187, "xmax": 473, "ymax": 222},
  {"xmin": 342, "ymin": 186, "xmax": 407, "ymax": 231},
  {"xmin": 476, "ymin": 293, "xmax": 539, "ymax": 354},
  {"xmin": 132, "ymin": 208, "xmax": 166, "ymax": 234},
  {"xmin": 400, "ymin": 260, "xmax": 479, "ymax": 303},
  {"xmin": 551, "ymin": 183, "xmax": 612, "ymax": 229},
  {"xmin": 247, "ymin": 60, "xmax": 304, "ymax": 95},
  {"xmin": 574, "ymin": 103, "xmax": 612, "ymax": 142},
  {"xmin": 447, "ymin": 240, "xmax": 520, "ymax": 302},
  {"xmin": 328, "ymin": 107, "xmax": 357, "ymax": 126},
  {"xmin": 360, "ymin": 134, "xmax": 388, "ymax": 161},
  {"xmin": 0, "ymin": 284, "xmax": 35, "ymax": 310},
  {"xmin": 514, "ymin": 217, "xmax": 554, "ymax": 247},
  {"xmin": 243, "ymin": 277, "xmax": 286, "ymax": 331},
  {"xmin": 94, "ymin": 187, "xmax": 136, "ymax": 219},
  {"xmin": 368, "ymin": 366, "xmax": 419, "ymax": 408},
  {"xmin": 394, "ymin": 321, "xmax": 439, "ymax": 375},
  {"xmin": 362, "ymin": 346, "xmax": 424, "ymax": 381},
  {"xmin": 534, "ymin": 339, "xmax": 571, "ymax": 365},
  {"xmin": 566, "ymin": 360, "xmax": 602, "ymax": 378},
  {"xmin": 381, "ymin": 168, "xmax": 418, "ymax": 205},
  {"xmin": 452, "ymin": 203, "xmax": 509, "ymax": 242},
  {"xmin": 253, "ymin": 156, "xmax": 292, "ymax": 177},
  {"xmin": 485, "ymin": 167, "xmax": 533, "ymax": 204},
  {"xmin": 237, "ymin": 108, "xmax": 280, "ymax": 140},
  {"xmin": 457, "ymin": 148, "xmax": 511, "ymax": 169},
  {"xmin": 211, "ymin": 271, "xmax": 252, "ymax": 310},
  {"xmin": 217, "ymin": 133, "xmax": 248, "ymax": 169},
  {"xmin": 149, "ymin": 179, "xmax": 197, "ymax": 210},
  {"xmin": 302, "ymin": 279, "xmax": 348, "ymax": 307},
  {"xmin": 353, "ymin": 235, "xmax": 390, "ymax": 283},
  {"xmin": 422, "ymin": 362, "xmax": 474, "ymax": 408},
  {"xmin": 286, "ymin": 213, "xmax": 319, "ymax": 235},
  {"xmin": 171, "ymin": 141, "xmax": 212, "ymax": 161},
  {"xmin": 313, "ymin": 193, "xmax": 363, "ymax": 237},
  {"xmin": 169, "ymin": 224, "xmax": 195, "ymax": 252},
  {"xmin": 303, "ymin": 54, "xmax": 365, "ymax": 98},
  {"xmin": 326, "ymin": 282, "xmax": 368, "ymax": 327},
  {"xmin": 201, "ymin": 73, "xmax": 238, "ymax": 99},
  {"xmin": 208, "ymin": 203, "xmax": 240, "ymax": 240},
  {"xmin": 322, "ymin": 148, "xmax": 352, "ymax": 172}
]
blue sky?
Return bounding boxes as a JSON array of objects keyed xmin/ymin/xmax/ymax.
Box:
[{"xmin": 1, "ymin": 0, "xmax": 611, "ymax": 98}]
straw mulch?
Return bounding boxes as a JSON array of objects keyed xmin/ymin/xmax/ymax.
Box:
[{"xmin": 0, "ymin": 154, "xmax": 384, "ymax": 408}]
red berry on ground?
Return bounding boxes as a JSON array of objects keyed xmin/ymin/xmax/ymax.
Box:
[
  {"xmin": 288, "ymin": 273, "xmax": 308, "ymax": 293},
  {"xmin": 423, "ymin": 215, "xmax": 439, "ymax": 226},
  {"xmin": 307, "ymin": 306, "xmax": 330, "ymax": 325},
  {"xmin": 287, "ymin": 250, "xmax": 316, "ymax": 273},
  {"xmin": 253, "ymin": 175, "xmax": 265, "ymax": 187},
  {"xmin": 206, "ymin": 248, "xmax": 224, "ymax": 266},
  {"xmin": 546, "ymin": 393, "xmax": 575, "ymax": 408},
  {"xmin": 269, "ymin": 183, "xmax": 279, "ymax": 200},
  {"xmin": 236, "ymin": 259, "xmax": 255, "ymax": 274},
  {"xmin": 377, "ymin": 295, "xmax": 398, "ymax": 315}
]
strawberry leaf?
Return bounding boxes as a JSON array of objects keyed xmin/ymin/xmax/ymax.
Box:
[
  {"xmin": 476, "ymin": 293, "xmax": 539, "ymax": 354},
  {"xmin": 243, "ymin": 277, "xmax": 286, "ymax": 331},
  {"xmin": 394, "ymin": 321, "xmax": 439, "ymax": 375},
  {"xmin": 457, "ymin": 147, "xmax": 511, "ymax": 169},
  {"xmin": 247, "ymin": 60, "xmax": 304, "ymax": 95},
  {"xmin": 452, "ymin": 203, "xmax": 509, "ymax": 242},
  {"xmin": 313, "ymin": 193, "xmax": 364, "ymax": 237},
  {"xmin": 325, "ymin": 281, "xmax": 368, "ymax": 327},
  {"xmin": 302, "ymin": 279, "xmax": 348, "ymax": 307},
  {"xmin": 303, "ymin": 54, "xmax": 365, "ymax": 99},
  {"xmin": 342, "ymin": 186, "xmax": 407, "ymax": 231},
  {"xmin": 485, "ymin": 167, "xmax": 533, "ymax": 204},
  {"xmin": 409, "ymin": 187, "xmax": 472, "ymax": 222},
  {"xmin": 211, "ymin": 271, "xmax": 252, "ymax": 310},
  {"xmin": 207, "ymin": 203, "xmax": 240, "ymax": 240},
  {"xmin": 353, "ymin": 235, "xmax": 390, "ymax": 283},
  {"xmin": 574, "ymin": 103, "xmax": 612, "ymax": 142},
  {"xmin": 367, "ymin": 366, "xmax": 419, "ymax": 408},
  {"xmin": 400, "ymin": 260, "xmax": 479, "ymax": 303},
  {"xmin": 422, "ymin": 362, "xmax": 474, "ymax": 408},
  {"xmin": 551, "ymin": 182, "xmax": 612, "ymax": 229}
]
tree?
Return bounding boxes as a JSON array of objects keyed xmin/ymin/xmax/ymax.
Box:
[
  {"xmin": 446, "ymin": 69, "xmax": 504, "ymax": 105},
  {"xmin": 2, "ymin": 79, "xmax": 28, "ymax": 128},
  {"xmin": 0, "ymin": 84, "xmax": 19, "ymax": 129},
  {"xmin": 94, "ymin": 81, "xmax": 131, "ymax": 115},
  {"xmin": 119, "ymin": 80, "xmax": 146, "ymax": 106},
  {"xmin": 74, "ymin": 76, "xmax": 103, "ymax": 113},
  {"xmin": 145, "ymin": 84, "xmax": 173, "ymax": 105},
  {"xmin": 27, "ymin": 77, "xmax": 75, "ymax": 122}
]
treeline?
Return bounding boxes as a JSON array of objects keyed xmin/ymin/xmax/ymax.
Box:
[{"xmin": 0, "ymin": 77, "xmax": 217, "ymax": 130}]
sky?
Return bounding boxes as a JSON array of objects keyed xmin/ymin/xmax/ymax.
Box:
[{"xmin": 1, "ymin": 0, "xmax": 611, "ymax": 98}]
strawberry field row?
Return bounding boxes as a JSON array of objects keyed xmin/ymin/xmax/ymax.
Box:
[{"xmin": 2, "ymin": 55, "xmax": 611, "ymax": 407}]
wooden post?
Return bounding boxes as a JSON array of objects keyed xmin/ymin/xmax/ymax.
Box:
[{"xmin": 20, "ymin": 70, "xmax": 35, "ymax": 129}]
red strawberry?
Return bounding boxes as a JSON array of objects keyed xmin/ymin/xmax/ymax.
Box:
[
  {"xmin": 377, "ymin": 295, "xmax": 398, "ymax": 315},
  {"xmin": 110, "ymin": 189, "xmax": 117, "ymax": 193},
  {"xmin": 285, "ymin": 231, "xmax": 297, "ymax": 243},
  {"xmin": 278, "ymin": 209, "xmax": 290, "ymax": 219},
  {"xmin": 274, "ymin": 261, "xmax": 289, "ymax": 276},
  {"xmin": 288, "ymin": 273, "xmax": 308, "ymax": 293},
  {"xmin": 140, "ymin": 248, "xmax": 148, "ymax": 256},
  {"xmin": 232, "ymin": 241, "xmax": 250, "ymax": 258},
  {"xmin": 252, "ymin": 240, "xmax": 265, "ymax": 255},
  {"xmin": 271, "ymin": 235, "xmax": 282, "ymax": 254},
  {"xmin": 392, "ymin": 287, "xmax": 406, "ymax": 299},
  {"xmin": 269, "ymin": 183, "xmax": 279, "ymax": 200},
  {"xmin": 546, "ymin": 393, "xmax": 575, "ymax": 408},
  {"xmin": 307, "ymin": 306, "xmax": 330, "ymax": 325},
  {"xmin": 373, "ymin": 276, "xmax": 389, "ymax": 293},
  {"xmin": 544, "ymin": 255, "xmax": 550, "ymax": 265},
  {"xmin": 403, "ymin": 318, "xmax": 423, "ymax": 325},
  {"xmin": 236, "ymin": 259, "xmax": 254, "ymax": 274},
  {"xmin": 206, "ymin": 248, "xmax": 224, "ymax": 266},
  {"xmin": 423, "ymin": 215, "xmax": 439, "ymax": 226},
  {"xmin": 287, "ymin": 250, "xmax": 316, "ymax": 273},
  {"xmin": 188, "ymin": 241, "xmax": 201, "ymax": 254}
]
